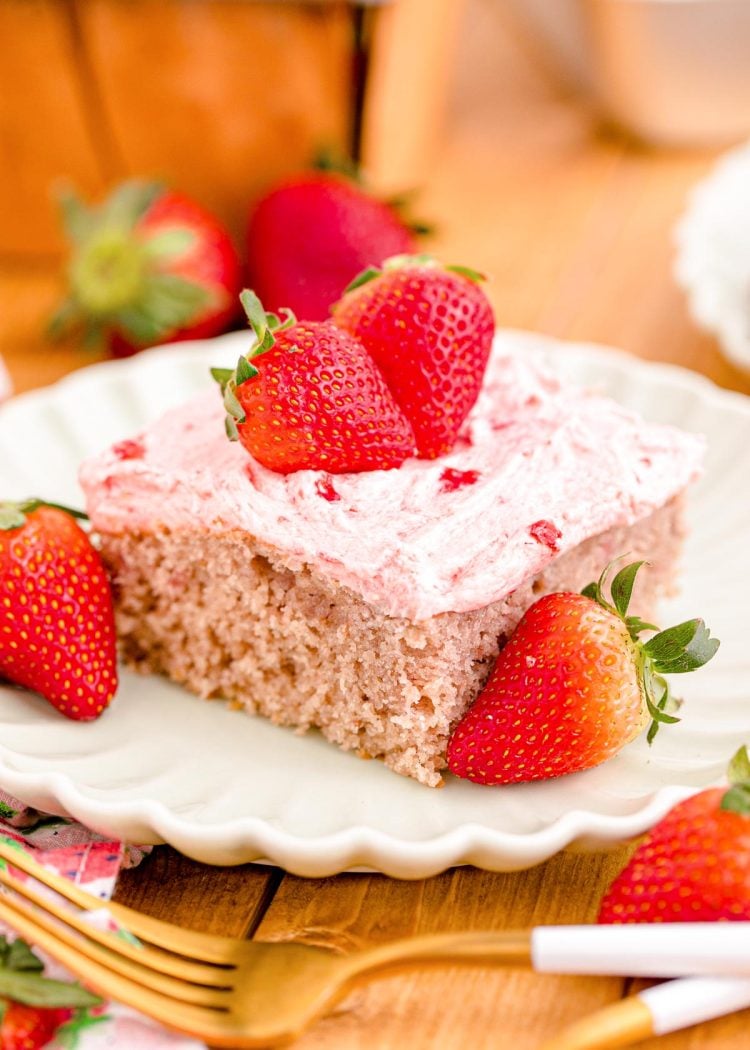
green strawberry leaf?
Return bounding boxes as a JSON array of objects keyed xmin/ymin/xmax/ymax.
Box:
[
  {"xmin": 446, "ymin": 264, "xmax": 487, "ymax": 283},
  {"xmin": 56, "ymin": 186, "xmax": 96, "ymax": 243},
  {"xmin": 644, "ymin": 693, "xmax": 680, "ymax": 726},
  {"xmin": 254, "ymin": 329, "xmax": 276, "ymax": 356},
  {"xmin": 644, "ymin": 619, "xmax": 720, "ymax": 673},
  {"xmin": 0, "ymin": 505, "xmax": 28, "ymax": 531},
  {"xmin": 0, "ymin": 970, "xmax": 102, "ymax": 1009},
  {"xmin": 47, "ymin": 297, "xmax": 83, "ymax": 341},
  {"xmin": 721, "ymin": 782, "xmax": 750, "ymax": 816},
  {"xmin": 344, "ymin": 266, "xmax": 382, "ymax": 294},
  {"xmin": 643, "ymin": 656, "xmax": 684, "ymax": 744},
  {"xmin": 223, "ymin": 383, "xmax": 246, "ymax": 424},
  {"xmin": 6, "ymin": 939, "xmax": 44, "ymax": 973},
  {"xmin": 210, "ymin": 367, "xmax": 233, "ymax": 394},
  {"xmin": 57, "ymin": 1010, "xmax": 110, "ymax": 1049},
  {"xmin": 235, "ymin": 354, "xmax": 258, "ymax": 386},
  {"xmin": 625, "ymin": 615, "xmax": 659, "ymax": 639},
  {"xmin": 313, "ymin": 147, "xmax": 361, "ymax": 183},
  {"xmin": 581, "ymin": 581, "xmax": 599, "ymax": 602},
  {"xmin": 610, "ymin": 561, "xmax": 645, "ymax": 619},
  {"xmin": 225, "ymin": 415, "xmax": 239, "ymax": 441},
  {"xmin": 383, "ymin": 252, "xmax": 435, "ymax": 271},
  {"xmin": 81, "ymin": 320, "xmax": 105, "ymax": 351},
  {"xmin": 101, "ymin": 180, "xmax": 163, "ymax": 231},
  {"xmin": 0, "ymin": 499, "xmax": 87, "ymax": 532},
  {"xmin": 267, "ymin": 307, "xmax": 296, "ymax": 332},
  {"xmin": 111, "ymin": 306, "xmax": 162, "ymax": 346},
  {"xmin": 240, "ymin": 290, "xmax": 270, "ymax": 344},
  {"xmin": 143, "ymin": 272, "xmax": 212, "ymax": 325},
  {"xmin": 727, "ymin": 745, "xmax": 750, "ymax": 785},
  {"xmin": 143, "ymin": 226, "xmax": 197, "ymax": 261}
]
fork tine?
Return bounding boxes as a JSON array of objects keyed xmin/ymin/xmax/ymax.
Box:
[
  {"xmin": 0, "ymin": 865, "xmax": 233, "ymax": 989},
  {"xmin": 0, "ymin": 885, "xmax": 231, "ymax": 1009},
  {"xmin": 0, "ymin": 894, "xmax": 236, "ymax": 1042},
  {"xmin": 0, "ymin": 839, "xmax": 241, "ymax": 963},
  {"xmin": 0, "ymin": 893, "xmax": 233, "ymax": 1043}
]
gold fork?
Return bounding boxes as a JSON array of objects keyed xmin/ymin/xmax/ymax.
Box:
[
  {"xmin": 0, "ymin": 838, "xmax": 533, "ymax": 1047},
  {"xmin": 3, "ymin": 842, "xmax": 747, "ymax": 1048}
]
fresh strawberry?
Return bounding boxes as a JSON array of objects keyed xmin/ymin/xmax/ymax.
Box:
[
  {"xmin": 332, "ymin": 255, "xmax": 495, "ymax": 458},
  {"xmin": 0, "ymin": 1003, "xmax": 73, "ymax": 1050},
  {"xmin": 0, "ymin": 500, "xmax": 118, "ymax": 719},
  {"xmin": 212, "ymin": 291, "xmax": 415, "ymax": 474},
  {"xmin": 447, "ymin": 560, "xmax": 719, "ymax": 785},
  {"xmin": 599, "ymin": 747, "xmax": 750, "ymax": 923},
  {"xmin": 246, "ymin": 172, "xmax": 418, "ymax": 321},
  {"xmin": 50, "ymin": 180, "xmax": 242, "ymax": 357}
]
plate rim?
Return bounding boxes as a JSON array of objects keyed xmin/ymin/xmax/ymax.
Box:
[{"xmin": 0, "ymin": 330, "xmax": 744, "ymax": 876}]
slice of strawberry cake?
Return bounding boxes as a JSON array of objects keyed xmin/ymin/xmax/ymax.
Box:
[{"xmin": 79, "ymin": 263, "xmax": 703, "ymax": 786}]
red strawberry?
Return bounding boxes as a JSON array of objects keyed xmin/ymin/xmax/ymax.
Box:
[
  {"xmin": 447, "ymin": 560, "xmax": 719, "ymax": 785},
  {"xmin": 333, "ymin": 256, "xmax": 495, "ymax": 458},
  {"xmin": 212, "ymin": 291, "xmax": 415, "ymax": 474},
  {"xmin": 50, "ymin": 180, "xmax": 242, "ymax": 357},
  {"xmin": 599, "ymin": 747, "xmax": 750, "ymax": 923},
  {"xmin": 0, "ymin": 500, "xmax": 118, "ymax": 719},
  {"xmin": 246, "ymin": 172, "xmax": 419, "ymax": 321},
  {"xmin": 1, "ymin": 1003, "xmax": 73, "ymax": 1050}
]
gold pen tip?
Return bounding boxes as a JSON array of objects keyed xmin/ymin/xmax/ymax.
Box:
[{"xmin": 538, "ymin": 997, "xmax": 653, "ymax": 1050}]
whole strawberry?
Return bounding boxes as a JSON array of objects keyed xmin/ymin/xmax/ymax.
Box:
[
  {"xmin": 599, "ymin": 747, "xmax": 750, "ymax": 923},
  {"xmin": 212, "ymin": 291, "xmax": 415, "ymax": 474},
  {"xmin": 447, "ymin": 560, "xmax": 719, "ymax": 785},
  {"xmin": 50, "ymin": 180, "xmax": 242, "ymax": 357},
  {"xmin": 246, "ymin": 172, "xmax": 418, "ymax": 321},
  {"xmin": 333, "ymin": 255, "xmax": 495, "ymax": 458},
  {"xmin": 0, "ymin": 500, "xmax": 118, "ymax": 719}
]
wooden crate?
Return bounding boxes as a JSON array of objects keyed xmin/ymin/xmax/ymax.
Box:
[
  {"xmin": 0, "ymin": 0, "xmax": 462, "ymax": 259},
  {"xmin": 0, "ymin": 0, "xmax": 353, "ymax": 257}
]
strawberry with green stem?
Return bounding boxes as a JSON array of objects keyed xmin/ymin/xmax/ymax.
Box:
[
  {"xmin": 447, "ymin": 560, "xmax": 719, "ymax": 785},
  {"xmin": 599, "ymin": 745, "xmax": 750, "ymax": 923},
  {"xmin": 212, "ymin": 290, "xmax": 415, "ymax": 474},
  {"xmin": 0, "ymin": 499, "xmax": 117, "ymax": 720},
  {"xmin": 333, "ymin": 255, "xmax": 495, "ymax": 458},
  {"xmin": 50, "ymin": 180, "xmax": 241, "ymax": 357}
]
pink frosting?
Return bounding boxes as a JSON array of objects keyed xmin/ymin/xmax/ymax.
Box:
[{"xmin": 79, "ymin": 347, "xmax": 703, "ymax": 620}]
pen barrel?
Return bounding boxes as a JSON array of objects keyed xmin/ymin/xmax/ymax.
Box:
[
  {"xmin": 532, "ymin": 923, "xmax": 750, "ymax": 978},
  {"xmin": 641, "ymin": 976, "xmax": 750, "ymax": 1034}
]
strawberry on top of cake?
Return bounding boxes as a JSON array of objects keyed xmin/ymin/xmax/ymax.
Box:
[{"xmin": 81, "ymin": 338, "xmax": 702, "ymax": 622}]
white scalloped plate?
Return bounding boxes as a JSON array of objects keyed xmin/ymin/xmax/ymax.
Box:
[
  {"xmin": 0, "ymin": 331, "xmax": 748, "ymax": 877},
  {"xmin": 675, "ymin": 140, "xmax": 750, "ymax": 372}
]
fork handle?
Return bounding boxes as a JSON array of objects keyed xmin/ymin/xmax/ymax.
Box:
[
  {"xmin": 344, "ymin": 930, "xmax": 533, "ymax": 981},
  {"xmin": 344, "ymin": 924, "xmax": 750, "ymax": 983}
]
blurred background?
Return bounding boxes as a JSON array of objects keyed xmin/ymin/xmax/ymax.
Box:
[{"xmin": 2, "ymin": 0, "xmax": 750, "ymax": 393}]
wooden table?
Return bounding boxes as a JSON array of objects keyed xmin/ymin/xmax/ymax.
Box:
[{"xmin": 2, "ymin": 9, "xmax": 750, "ymax": 1048}]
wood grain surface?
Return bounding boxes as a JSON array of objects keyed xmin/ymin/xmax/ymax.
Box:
[{"xmin": 2, "ymin": 2, "xmax": 750, "ymax": 1047}]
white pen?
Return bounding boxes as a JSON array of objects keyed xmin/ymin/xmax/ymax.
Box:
[{"xmin": 540, "ymin": 976, "xmax": 750, "ymax": 1050}]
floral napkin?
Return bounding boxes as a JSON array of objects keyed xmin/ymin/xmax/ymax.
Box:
[{"xmin": 0, "ymin": 792, "xmax": 206, "ymax": 1049}]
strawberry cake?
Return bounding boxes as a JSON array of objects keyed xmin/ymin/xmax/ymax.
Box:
[{"xmin": 80, "ymin": 335, "xmax": 702, "ymax": 786}]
